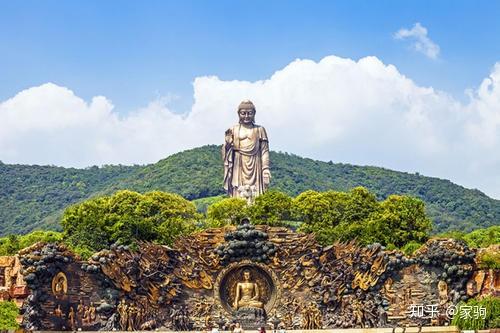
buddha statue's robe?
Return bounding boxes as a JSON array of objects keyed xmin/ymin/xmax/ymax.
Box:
[
  {"xmin": 234, "ymin": 281, "xmax": 263, "ymax": 309},
  {"xmin": 222, "ymin": 124, "xmax": 269, "ymax": 198}
]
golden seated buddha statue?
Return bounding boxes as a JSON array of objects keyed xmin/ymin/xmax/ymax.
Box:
[{"xmin": 233, "ymin": 269, "xmax": 264, "ymax": 310}]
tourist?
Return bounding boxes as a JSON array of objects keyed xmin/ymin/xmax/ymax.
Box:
[{"xmin": 259, "ymin": 326, "xmax": 266, "ymax": 333}]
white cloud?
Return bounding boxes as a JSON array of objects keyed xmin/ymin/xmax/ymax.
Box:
[
  {"xmin": 394, "ymin": 23, "xmax": 440, "ymax": 59},
  {"xmin": 1, "ymin": 55, "xmax": 500, "ymax": 199}
]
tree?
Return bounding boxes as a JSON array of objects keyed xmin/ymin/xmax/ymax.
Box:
[
  {"xmin": 343, "ymin": 187, "xmax": 379, "ymax": 223},
  {"xmin": 61, "ymin": 190, "xmax": 200, "ymax": 256},
  {"xmin": 61, "ymin": 196, "xmax": 113, "ymax": 256},
  {"xmin": 206, "ymin": 198, "xmax": 248, "ymax": 227},
  {"xmin": 248, "ymin": 190, "xmax": 292, "ymax": 226},
  {"xmin": 136, "ymin": 191, "xmax": 200, "ymax": 245},
  {"xmin": 292, "ymin": 188, "xmax": 432, "ymax": 247},
  {"xmin": 371, "ymin": 195, "xmax": 432, "ymax": 248},
  {"xmin": 294, "ymin": 188, "xmax": 378, "ymax": 238},
  {"xmin": 292, "ymin": 190, "xmax": 338, "ymax": 229}
]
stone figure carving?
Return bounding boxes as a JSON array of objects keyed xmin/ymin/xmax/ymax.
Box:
[
  {"xmin": 466, "ymin": 279, "xmax": 478, "ymax": 296},
  {"xmin": 171, "ymin": 305, "xmax": 190, "ymax": 331},
  {"xmin": 127, "ymin": 304, "xmax": 138, "ymax": 331},
  {"xmin": 301, "ymin": 302, "xmax": 322, "ymax": 329},
  {"xmin": 68, "ymin": 307, "xmax": 76, "ymax": 331},
  {"xmin": 77, "ymin": 299, "xmax": 84, "ymax": 326},
  {"xmin": 222, "ymin": 100, "xmax": 270, "ymax": 202},
  {"xmin": 83, "ymin": 305, "xmax": 91, "ymax": 325},
  {"xmin": 89, "ymin": 302, "xmax": 97, "ymax": 323},
  {"xmin": 51, "ymin": 272, "xmax": 67, "ymax": 298},
  {"xmin": 20, "ymin": 226, "xmax": 488, "ymax": 331},
  {"xmin": 233, "ymin": 269, "xmax": 263, "ymax": 310},
  {"xmin": 80, "ymin": 301, "xmax": 97, "ymax": 326},
  {"xmin": 117, "ymin": 299, "xmax": 129, "ymax": 331},
  {"xmin": 54, "ymin": 304, "xmax": 63, "ymax": 318},
  {"xmin": 438, "ymin": 280, "xmax": 448, "ymax": 305}
]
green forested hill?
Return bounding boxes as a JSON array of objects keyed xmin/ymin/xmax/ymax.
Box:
[
  {"xmin": 1, "ymin": 145, "xmax": 499, "ymax": 235},
  {"xmin": 0, "ymin": 162, "xmax": 139, "ymax": 235}
]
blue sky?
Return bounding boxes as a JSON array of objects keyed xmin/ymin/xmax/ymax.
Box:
[
  {"xmin": 1, "ymin": 1, "xmax": 499, "ymax": 112},
  {"xmin": 1, "ymin": 1, "xmax": 500, "ymax": 199}
]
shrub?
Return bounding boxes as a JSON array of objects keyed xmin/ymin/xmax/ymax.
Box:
[
  {"xmin": 451, "ymin": 296, "xmax": 500, "ymax": 329},
  {"xmin": 401, "ymin": 241, "xmax": 423, "ymax": 256},
  {"xmin": 477, "ymin": 248, "xmax": 500, "ymax": 269},
  {"xmin": 463, "ymin": 226, "xmax": 500, "ymax": 248},
  {"xmin": 0, "ymin": 230, "xmax": 63, "ymax": 256},
  {"xmin": 0, "ymin": 301, "xmax": 19, "ymax": 329}
]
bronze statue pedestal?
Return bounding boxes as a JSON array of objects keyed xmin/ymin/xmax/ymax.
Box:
[{"xmin": 234, "ymin": 307, "xmax": 266, "ymax": 329}]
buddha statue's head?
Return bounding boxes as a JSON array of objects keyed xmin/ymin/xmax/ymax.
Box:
[
  {"xmin": 242, "ymin": 269, "xmax": 252, "ymax": 282},
  {"xmin": 238, "ymin": 100, "xmax": 256, "ymax": 125}
]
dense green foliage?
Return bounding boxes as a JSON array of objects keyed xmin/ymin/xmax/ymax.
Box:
[
  {"xmin": 249, "ymin": 190, "xmax": 292, "ymax": 226},
  {"xmin": 206, "ymin": 190, "xmax": 293, "ymax": 228},
  {"xmin": 451, "ymin": 297, "xmax": 500, "ymax": 329},
  {"xmin": 0, "ymin": 162, "xmax": 139, "ymax": 235},
  {"xmin": 436, "ymin": 226, "xmax": 500, "ymax": 248},
  {"xmin": 463, "ymin": 226, "xmax": 500, "ymax": 248},
  {"xmin": 61, "ymin": 190, "xmax": 199, "ymax": 257},
  {"xmin": 205, "ymin": 187, "xmax": 431, "ymax": 247},
  {"xmin": 56, "ymin": 187, "xmax": 428, "ymax": 249},
  {"xmin": 295, "ymin": 188, "xmax": 432, "ymax": 247},
  {"xmin": 401, "ymin": 241, "xmax": 423, "ymax": 256},
  {"xmin": 206, "ymin": 198, "xmax": 248, "ymax": 227},
  {"xmin": 0, "ymin": 230, "xmax": 63, "ymax": 256},
  {"xmin": 0, "ymin": 188, "xmax": 496, "ymax": 259},
  {"xmin": 2, "ymin": 145, "xmax": 499, "ymax": 236},
  {"xmin": 114, "ymin": 147, "xmax": 223, "ymax": 199},
  {"xmin": 0, "ymin": 300, "xmax": 19, "ymax": 329},
  {"xmin": 192, "ymin": 195, "xmax": 226, "ymax": 213},
  {"xmin": 374, "ymin": 195, "xmax": 432, "ymax": 247},
  {"xmin": 41, "ymin": 187, "xmax": 429, "ymax": 255},
  {"xmin": 478, "ymin": 248, "xmax": 500, "ymax": 269}
]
